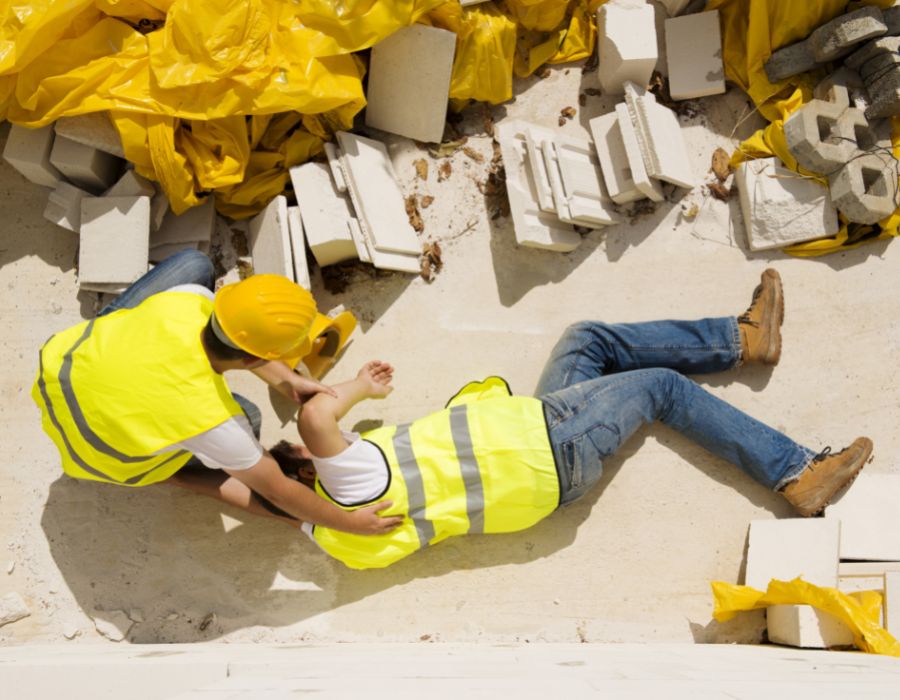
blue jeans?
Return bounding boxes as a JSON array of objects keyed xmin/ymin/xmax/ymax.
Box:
[
  {"xmin": 95, "ymin": 249, "xmax": 261, "ymax": 439},
  {"xmin": 536, "ymin": 318, "xmax": 816, "ymax": 505}
]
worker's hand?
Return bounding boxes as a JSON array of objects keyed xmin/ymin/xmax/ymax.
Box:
[
  {"xmin": 276, "ymin": 373, "xmax": 338, "ymax": 405},
  {"xmin": 357, "ymin": 360, "xmax": 394, "ymax": 399},
  {"xmin": 347, "ymin": 500, "xmax": 404, "ymax": 534}
]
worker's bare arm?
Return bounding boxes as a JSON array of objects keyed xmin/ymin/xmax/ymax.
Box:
[{"xmin": 251, "ymin": 360, "xmax": 337, "ymax": 404}]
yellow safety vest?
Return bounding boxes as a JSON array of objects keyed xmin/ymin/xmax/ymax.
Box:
[
  {"xmin": 32, "ymin": 291, "xmax": 244, "ymax": 486},
  {"xmin": 311, "ymin": 377, "xmax": 560, "ymax": 569}
]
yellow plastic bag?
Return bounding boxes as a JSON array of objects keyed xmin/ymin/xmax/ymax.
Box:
[{"xmin": 712, "ymin": 577, "xmax": 900, "ymax": 657}]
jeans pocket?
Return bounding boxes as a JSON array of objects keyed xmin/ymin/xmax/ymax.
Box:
[{"xmin": 561, "ymin": 435, "xmax": 584, "ymax": 490}]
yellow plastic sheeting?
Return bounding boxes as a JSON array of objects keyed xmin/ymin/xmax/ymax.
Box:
[
  {"xmin": 712, "ymin": 577, "xmax": 900, "ymax": 657},
  {"xmin": 709, "ymin": 0, "xmax": 900, "ymax": 255}
]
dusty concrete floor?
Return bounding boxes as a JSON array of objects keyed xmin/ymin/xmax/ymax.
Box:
[{"xmin": 2, "ymin": 62, "xmax": 899, "ymax": 647}]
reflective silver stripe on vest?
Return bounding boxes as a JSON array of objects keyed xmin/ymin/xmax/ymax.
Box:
[
  {"xmin": 392, "ymin": 424, "xmax": 435, "ymax": 548},
  {"xmin": 449, "ymin": 404, "xmax": 485, "ymax": 534}
]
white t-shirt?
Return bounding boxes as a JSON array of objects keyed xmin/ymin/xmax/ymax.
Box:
[{"xmin": 153, "ymin": 284, "xmax": 263, "ymax": 471}]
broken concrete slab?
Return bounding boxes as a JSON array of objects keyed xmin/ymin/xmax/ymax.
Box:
[
  {"xmin": 495, "ymin": 120, "xmax": 581, "ymax": 252},
  {"xmin": 49, "ymin": 135, "xmax": 122, "ymax": 193},
  {"xmin": 783, "ymin": 99, "xmax": 858, "ymax": 174},
  {"xmin": 829, "ymin": 150, "xmax": 898, "ymax": 224},
  {"xmin": 248, "ymin": 195, "xmax": 293, "ymax": 279},
  {"xmin": 865, "ymin": 67, "xmax": 900, "ymax": 118},
  {"xmin": 323, "ymin": 142, "xmax": 347, "ymax": 193},
  {"xmin": 289, "ymin": 161, "xmax": 358, "ymax": 267},
  {"xmin": 336, "ymin": 131, "xmax": 422, "ymax": 255},
  {"xmin": 79, "ymin": 196, "xmax": 150, "ymax": 286},
  {"xmin": 764, "ymin": 41, "xmax": 818, "ymax": 83},
  {"xmin": 151, "ymin": 198, "xmax": 215, "ymax": 248},
  {"xmin": 615, "ymin": 103, "xmax": 665, "ymax": 202},
  {"xmin": 44, "ymin": 181, "xmax": 92, "ymax": 233},
  {"xmin": 542, "ymin": 134, "xmax": 619, "ymax": 227},
  {"xmin": 808, "ymin": 6, "xmax": 887, "ymax": 62},
  {"xmin": 735, "ymin": 157, "xmax": 839, "ymax": 250},
  {"xmin": 589, "ymin": 112, "xmax": 644, "ymax": 204},
  {"xmin": 0, "ymin": 592, "xmax": 30, "ymax": 628},
  {"xmin": 365, "ymin": 24, "xmax": 456, "ymax": 144},
  {"xmin": 597, "ymin": 0, "xmax": 658, "ymax": 95},
  {"xmin": 845, "ymin": 35, "xmax": 900, "ymax": 70},
  {"xmin": 105, "ymin": 169, "xmax": 155, "ymax": 198},
  {"xmin": 825, "ymin": 473, "xmax": 900, "ymax": 561},
  {"xmin": 3, "ymin": 124, "xmax": 61, "ymax": 188},
  {"xmin": 286, "ymin": 205, "xmax": 311, "ymax": 290},
  {"xmin": 54, "ymin": 112, "xmax": 126, "ymax": 159},
  {"xmin": 664, "ymin": 11, "xmax": 726, "ymax": 101}
]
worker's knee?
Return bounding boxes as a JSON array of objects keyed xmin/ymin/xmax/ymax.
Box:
[{"xmin": 173, "ymin": 249, "xmax": 215, "ymax": 290}]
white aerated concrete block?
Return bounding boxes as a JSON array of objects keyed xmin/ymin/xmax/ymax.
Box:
[
  {"xmin": 286, "ymin": 205, "xmax": 311, "ymax": 290},
  {"xmin": 541, "ymin": 134, "xmax": 619, "ymax": 227},
  {"xmin": 54, "ymin": 112, "xmax": 126, "ymax": 158},
  {"xmin": 597, "ymin": 0, "xmax": 659, "ymax": 95},
  {"xmin": 151, "ymin": 198, "xmax": 215, "ymax": 248},
  {"xmin": 589, "ymin": 112, "xmax": 643, "ymax": 204},
  {"xmin": 825, "ymin": 473, "xmax": 900, "ymax": 561},
  {"xmin": 766, "ymin": 605, "xmax": 855, "ymax": 649},
  {"xmin": 886, "ymin": 572, "xmax": 900, "ymax": 637},
  {"xmin": 105, "ymin": 169, "xmax": 155, "ymax": 198},
  {"xmin": 3, "ymin": 124, "xmax": 61, "ymax": 187},
  {"xmin": 44, "ymin": 182, "xmax": 92, "ymax": 233},
  {"xmin": 615, "ymin": 103, "xmax": 664, "ymax": 202},
  {"xmin": 49, "ymin": 135, "xmax": 122, "ymax": 193},
  {"xmin": 289, "ymin": 161, "xmax": 357, "ymax": 267},
  {"xmin": 79, "ymin": 196, "xmax": 150, "ymax": 286},
  {"xmin": 746, "ymin": 519, "xmax": 840, "ymax": 589},
  {"xmin": 665, "ymin": 11, "xmax": 726, "ymax": 100},
  {"xmin": 248, "ymin": 195, "xmax": 293, "ymax": 279},
  {"xmin": 150, "ymin": 188, "xmax": 169, "ymax": 232},
  {"xmin": 735, "ymin": 157, "xmax": 839, "ymax": 251},
  {"xmin": 354, "ymin": 216, "xmax": 421, "ymax": 273},
  {"xmin": 365, "ymin": 24, "xmax": 456, "ymax": 143},
  {"xmin": 495, "ymin": 120, "xmax": 581, "ymax": 252},
  {"xmin": 323, "ymin": 142, "xmax": 347, "ymax": 193},
  {"xmin": 524, "ymin": 128, "xmax": 557, "ymax": 213}
]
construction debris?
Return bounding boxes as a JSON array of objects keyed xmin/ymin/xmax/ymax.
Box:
[
  {"xmin": 596, "ymin": 0, "xmax": 658, "ymax": 96},
  {"xmin": 438, "ymin": 161, "xmax": 452, "ymax": 182},
  {"xmin": 665, "ymin": 11, "xmax": 726, "ymax": 101},
  {"xmin": 414, "ymin": 159, "xmax": 429, "ymax": 180},
  {"xmin": 2, "ymin": 124, "xmax": 61, "ymax": 187},
  {"xmin": 0, "ymin": 592, "xmax": 30, "ymax": 629},
  {"xmin": 92, "ymin": 610, "xmax": 133, "ymax": 642},
  {"xmin": 420, "ymin": 241, "xmax": 442, "ymax": 283}
]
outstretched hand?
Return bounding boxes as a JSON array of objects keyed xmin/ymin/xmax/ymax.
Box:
[
  {"xmin": 357, "ymin": 360, "xmax": 394, "ymax": 399},
  {"xmin": 277, "ymin": 373, "xmax": 338, "ymax": 405},
  {"xmin": 347, "ymin": 500, "xmax": 403, "ymax": 534}
]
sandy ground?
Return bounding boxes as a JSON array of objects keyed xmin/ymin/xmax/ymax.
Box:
[{"xmin": 1, "ymin": 60, "xmax": 898, "ymax": 647}]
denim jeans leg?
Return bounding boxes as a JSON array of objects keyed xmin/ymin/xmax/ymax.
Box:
[
  {"xmin": 96, "ymin": 249, "xmax": 215, "ymax": 317},
  {"xmin": 535, "ymin": 317, "xmax": 742, "ymax": 396},
  {"xmin": 231, "ymin": 393, "xmax": 262, "ymax": 440},
  {"xmin": 543, "ymin": 368, "xmax": 815, "ymax": 504}
]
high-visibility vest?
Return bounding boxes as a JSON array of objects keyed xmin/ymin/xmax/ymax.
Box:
[
  {"xmin": 311, "ymin": 377, "xmax": 560, "ymax": 569},
  {"xmin": 32, "ymin": 291, "xmax": 244, "ymax": 486}
]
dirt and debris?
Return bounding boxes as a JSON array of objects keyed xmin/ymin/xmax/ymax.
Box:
[
  {"xmin": 321, "ymin": 260, "xmax": 389, "ymax": 295},
  {"xmin": 198, "ymin": 612, "xmax": 216, "ymax": 631},
  {"xmin": 578, "ymin": 93, "xmax": 587, "ymax": 107},
  {"xmin": 581, "ymin": 49, "xmax": 599, "ymax": 74},
  {"xmin": 711, "ymin": 148, "xmax": 732, "ymax": 182},
  {"xmin": 584, "ymin": 87, "xmax": 602, "ymax": 97},
  {"xmin": 537, "ymin": 66, "xmax": 552, "ymax": 79},
  {"xmin": 462, "ymin": 146, "xmax": 484, "ymax": 163},
  {"xmin": 438, "ymin": 161, "xmax": 453, "ymax": 182},
  {"xmin": 405, "ymin": 195, "xmax": 425, "ymax": 233},
  {"xmin": 482, "ymin": 104, "xmax": 495, "ymax": 137},
  {"xmin": 414, "ymin": 159, "xmax": 429, "ymax": 181},
  {"xmin": 479, "ymin": 141, "xmax": 509, "ymax": 219},
  {"xmin": 559, "ymin": 106, "xmax": 577, "ymax": 126},
  {"xmin": 428, "ymin": 136, "xmax": 468, "ymax": 159},
  {"xmin": 707, "ymin": 181, "xmax": 733, "ymax": 201},
  {"xmin": 236, "ymin": 258, "xmax": 254, "ymax": 280},
  {"xmin": 420, "ymin": 195, "xmax": 434, "ymax": 209},
  {"xmin": 420, "ymin": 241, "xmax": 443, "ymax": 283},
  {"xmin": 626, "ymin": 199, "xmax": 660, "ymax": 223}
]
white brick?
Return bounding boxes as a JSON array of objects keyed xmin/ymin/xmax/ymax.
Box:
[
  {"xmin": 44, "ymin": 182, "xmax": 92, "ymax": 233},
  {"xmin": 886, "ymin": 572, "xmax": 900, "ymax": 637},
  {"xmin": 735, "ymin": 157, "xmax": 840, "ymax": 251},
  {"xmin": 615, "ymin": 103, "xmax": 664, "ymax": 202},
  {"xmin": 323, "ymin": 142, "xmax": 347, "ymax": 193},
  {"xmin": 839, "ymin": 562, "xmax": 900, "ymax": 576},
  {"xmin": 336, "ymin": 131, "xmax": 422, "ymax": 255},
  {"xmin": 248, "ymin": 195, "xmax": 293, "ymax": 279},
  {"xmin": 105, "ymin": 169, "xmax": 155, "ymax": 198},
  {"xmin": 151, "ymin": 198, "xmax": 215, "ymax": 248},
  {"xmin": 589, "ymin": 112, "xmax": 644, "ymax": 204},
  {"xmin": 597, "ymin": 0, "xmax": 658, "ymax": 95},
  {"xmin": 543, "ymin": 134, "xmax": 619, "ymax": 227},
  {"xmin": 79, "ymin": 196, "xmax": 150, "ymax": 286},
  {"xmin": 49, "ymin": 135, "xmax": 122, "ymax": 193},
  {"xmin": 149, "ymin": 242, "xmax": 200, "ymax": 264},
  {"xmin": 825, "ymin": 473, "xmax": 900, "ymax": 561},
  {"xmin": 54, "ymin": 112, "xmax": 126, "ymax": 158},
  {"xmin": 286, "ymin": 205, "xmax": 311, "ymax": 290},
  {"xmin": 365, "ymin": 25, "xmax": 456, "ymax": 143},
  {"xmin": 495, "ymin": 120, "xmax": 581, "ymax": 252},
  {"xmin": 745, "ymin": 519, "xmax": 840, "ymax": 589},
  {"xmin": 665, "ymin": 11, "xmax": 726, "ymax": 100},
  {"xmin": 3, "ymin": 124, "xmax": 61, "ymax": 187},
  {"xmin": 623, "ymin": 82, "xmax": 694, "ymax": 188},
  {"xmin": 289, "ymin": 161, "xmax": 357, "ymax": 267},
  {"xmin": 766, "ymin": 605, "xmax": 855, "ymax": 649}
]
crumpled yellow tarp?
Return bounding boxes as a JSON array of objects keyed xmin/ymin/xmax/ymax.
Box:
[
  {"xmin": 708, "ymin": 0, "xmax": 900, "ymax": 256},
  {"xmin": 712, "ymin": 577, "xmax": 900, "ymax": 657}
]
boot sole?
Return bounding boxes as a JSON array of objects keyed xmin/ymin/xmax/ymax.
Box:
[
  {"xmin": 762, "ymin": 270, "xmax": 783, "ymax": 365},
  {"xmin": 804, "ymin": 440, "xmax": 873, "ymax": 517}
]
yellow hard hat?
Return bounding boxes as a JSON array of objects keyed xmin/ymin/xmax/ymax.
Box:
[{"xmin": 212, "ymin": 274, "xmax": 317, "ymax": 361}]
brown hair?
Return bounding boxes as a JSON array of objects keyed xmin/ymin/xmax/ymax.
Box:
[{"xmin": 269, "ymin": 440, "xmax": 316, "ymax": 490}]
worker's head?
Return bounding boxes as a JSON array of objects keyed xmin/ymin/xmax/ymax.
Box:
[
  {"xmin": 207, "ymin": 274, "xmax": 317, "ymax": 365},
  {"xmin": 269, "ymin": 440, "xmax": 317, "ymax": 489}
]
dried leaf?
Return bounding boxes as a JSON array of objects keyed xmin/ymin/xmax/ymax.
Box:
[
  {"xmin": 707, "ymin": 181, "xmax": 733, "ymax": 201},
  {"xmin": 405, "ymin": 195, "xmax": 424, "ymax": 233},
  {"xmin": 462, "ymin": 146, "xmax": 484, "ymax": 163},
  {"xmin": 414, "ymin": 158, "xmax": 428, "ymax": 181},
  {"xmin": 236, "ymin": 258, "xmax": 254, "ymax": 280},
  {"xmin": 420, "ymin": 241, "xmax": 443, "ymax": 283},
  {"xmin": 560, "ymin": 106, "xmax": 577, "ymax": 119},
  {"xmin": 438, "ymin": 161, "xmax": 452, "ymax": 182},
  {"xmin": 578, "ymin": 93, "xmax": 587, "ymax": 107},
  {"xmin": 558, "ymin": 116, "xmax": 567, "ymax": 127},
  {"xmin": 420, "ymin": 195, "xmax": 434, "ymax": 208},
  {"xmin": 427, "ymin": 136, "xmax": 468, "ymax": 159},
  {"xmin": 584, "ymin": 87, "xmax": 601, "ymax": 97},
  {"xmin": 537, "ymin": 66, "xmax": 552, "ymax": 79},
  {"xmin": 711, "ymin": 148, "xmax": 732, "ymax": 182}
]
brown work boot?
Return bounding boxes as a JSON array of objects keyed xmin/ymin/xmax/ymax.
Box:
[
  {"xmin": 738, "ymin": 268, "xmax": 784, "ymax": 365},
  {"xmin": 782, "ymin": 437, "xmax": 873, "ymax": 517}
]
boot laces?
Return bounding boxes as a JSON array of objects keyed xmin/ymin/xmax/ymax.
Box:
[{"xmin": 738, "ymin": 285, "xmax": 763, "ymax": 327}]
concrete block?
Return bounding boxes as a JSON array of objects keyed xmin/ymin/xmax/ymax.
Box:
[
  {"xmin": 597, "ymin": 0, "xmax": 658, "ymax": 95},
  {"xmin": 78, "ymin": 196, "xmax": 150, "ymax": 286},
  {"xmin": 44, "ymin": 181, "xmax": 92, "ymax": 233},
  {"xmin": 105, "ymin": 169, "xmax": 155, "ymax": 198},
  {"xmin": 346, "ymin": 218, "xmax": 372, "ymax": 264},
  {"xmin": 151, "ymin": 198, "xmax": 215, "ymax": 248},
  {"xmin": 615, "ymin": 103, "xmax": 665, "ymax": 202},
  {"xmin": 841, "ymin": 106, "xmax": 892, "ymax": 153},
  {"xmin": 589, "ymin": 112, "xmax": 644, "ymax": 204},
  {"xmin": 364, "ymin": 24, "xmax": 456, "ymax": 143},
  {"xmin": 2, "ymin": 124, "xmax": 61, "ymax": 187},
  {"xmin": 865, "ymin": 67, "xmax": 900, "ymax": 118},
  {"xmin": 289, "ymin": 161, "xmax": 358, "ymax": 267},
  {"xmin": 846, "ymin": 35, "xmax": 900, "ymax": 70},
  {"xmin": 839, "ymin": 562, "xmax": 900, "ymax": 576},
  {"xmin": 813, "ymin": 70, "xmax": 855, "ymax": 110},
  {"xmin": 353, "ymin": 216, "xmax": 421, "ymax": 273},
  {"xmin": 735, "ymin": 157, "xmax": 839, "ymax": 250},
  {"xmin": 49, "ymin": 135, "xmax": 122, "ymax": 193},
  {"xmin": 150, "ymin": 188, "xmax": 169, "ymax": 232},
  {"xmin": 838, "ymin": 574, "xmax": 885, "ymax": 594},
  {"xmin": 885, "ymin": 6, "xmax": 900, "ymax": 35},
  {"xmin": 524, "ymin": 128, "xmax": 557, "ymax": 213},
  {"xmin": 248, "ymin": 195, "xmax": 293, "ymax": 279},
  {"xmin": 886, "ymin": 572, "xmax": 900, "ymax": 637},
  {"xmin": 745, "ymin": 519, "xmax": 840, "ymax": 590},
  {"xmin": 825, "ymin": 473, "xmax": 900, "ymax": 560},
  {"xmin": 286, "ymin": 205, "xmax": 311, "ymax": 290},
  {"xmin": 766, "ymin": 605, "xmax": 855, "ymax": 649},
  {"xmin": 495, "ymin": 120, "xmax": 581, "ymax": 252},
  {"xmin": 149, "ymin": 242, "xmax": 199, "ymax": 264},
  {"xmin": 664, "ymin": 11, "xmax": 726, "ymax": 100},
  {"xmin": 623, "ymin": 82, "xmax": 694, "ymax": 188},
  {"xmin": 323, "ymin": 141, "xmax": 347, "ymax": 193},
  {"xmin": 828, "ymin": 150, "xmax": 898, "ymax": 224},
  {"xmin": 860, "ymin": 52, "xmax": 900, "ymax": 84},
  {"xmin": 783, "ymin": 99, "xmax": 858, "ymax": 174},
  {"xmin": 54, "ymin": 112, "xmax": 126, "ymax": 158},
  {"xmin": 808, "ymin": 6, "xmax": 887, "ymax": 62},
  {"xmin": 657, "ymin": 0, "xmax": 691, "ymax": 16},
  {"xmin": 336, "ymin": 131, "xmax": 422, "ymax": 255},
  {"xmin": 764, "ymin": 41, "xmax": 818, "ymax": 83},
  {"xmin": 541, "ymin": 134, "xmax": 619, "ymax": 227}
]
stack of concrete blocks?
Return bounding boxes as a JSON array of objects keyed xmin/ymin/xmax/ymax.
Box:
[
  {"xmin": 664, "ymin": 11, "xmax": 726, "ymax": 101},
  {"xmin": 745, "ymin": 519, "xmax": 855, "ymax": 649},
  {"xmin": 596, "ymin": 0, "xmax": 658, "ymax": 95},
  {"xmin": 784, "ymin": 78, "xmax": 897, "ymax": 225},
  {"xmin": 364, "ymin": 24, "xmax": 457, "ymax": 144},
  {"xmin": 846, "ymin": 35, "xmax": 900, "ymax": 118},
  {"xmin": 150, "ymin": 198, "xmax": 215, "ymax": 263}
]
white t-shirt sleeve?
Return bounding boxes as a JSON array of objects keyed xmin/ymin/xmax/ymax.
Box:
[
  {"xmin": 175, "ymin": 415, "xmax": 264, "ymax": 470},
  {"xmin": 167, "ymin": 284, "xmax": 215, "ymax": 301}
]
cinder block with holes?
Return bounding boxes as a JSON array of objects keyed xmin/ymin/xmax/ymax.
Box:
[
  {"xmin": 784, "ymin": 100, "xmax": 859, "ymax": 174},
  {"xmin": 829, "ymin": 150, "xmax": 898, "ymax": 224},
  {"xmin": 808, "ymin": 6, "xmax": 887, "ymax": 62},
  {"xmin": 596, "ymin": 0, "xmax": 658, "ymax": 95},
  {"xmin": 813, "ymin": 72, "xmax": 853, "ymax": 110}
]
